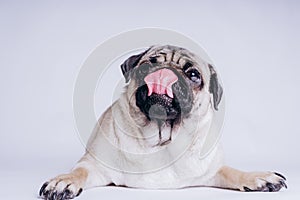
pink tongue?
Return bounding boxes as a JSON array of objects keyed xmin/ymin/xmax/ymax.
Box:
[{"xmin": 144, "ymin": 68, "xmax": 178, "ymax": 98}]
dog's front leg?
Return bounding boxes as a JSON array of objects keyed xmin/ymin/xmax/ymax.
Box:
[
  {"xmin": 39, "ymin": 154, "xmax": 110, "ymax": 200},
  {"xmin": 213, "ymin": 166, "xmax": 287, "ymax": 192}
]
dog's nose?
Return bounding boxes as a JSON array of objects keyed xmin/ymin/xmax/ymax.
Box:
[{"xmin": 144, "ymin": 68, "xmax": 178, "ymax": 98}]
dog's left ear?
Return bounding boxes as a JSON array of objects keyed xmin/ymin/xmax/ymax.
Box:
[
  {"xmin": 208, "ymin": 64, "xmax": 223, "ymax": 111},
  {"xmin": 120, "ymin": 48, "xmax": 150, "ymax": 83}
]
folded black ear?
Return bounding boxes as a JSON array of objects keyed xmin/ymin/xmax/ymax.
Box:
[
  {"xmin": 208, "ymin": 64, "xmax": 223, "ymax": 111},
  {"xmin": 120, "ymin": 48, "xmax": 150, "ymax": 83}
]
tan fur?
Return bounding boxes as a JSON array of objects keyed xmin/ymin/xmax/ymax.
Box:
[
  {"xmin": 214, "ymin": 166, "xmax": 286, "ymax": 191},
  {"xmin": 43, "ymin": 168, "xmax": 88, "ymax": 198}
]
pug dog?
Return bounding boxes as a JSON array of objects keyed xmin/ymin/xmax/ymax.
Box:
[{"xmin": 39, "ymin": 45, "xmax": 287, "ymax": 200}]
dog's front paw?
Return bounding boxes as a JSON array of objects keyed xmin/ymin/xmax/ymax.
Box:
[
  {"xmin": 241, "ymin": 172, "xmax": 287, "ymax": 192},
  {"xmin": 39, "ymin": 174, "xmax": 83, "ymax": 200}
]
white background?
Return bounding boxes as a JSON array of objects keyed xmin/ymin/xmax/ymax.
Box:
[{"xmin": 0, "ymin": 0, "xmax": 299, "ymax": 199}]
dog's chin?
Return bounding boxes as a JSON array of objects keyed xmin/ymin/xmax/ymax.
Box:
[{"xmin": 135, "ymin": 84, "xmax": 192, "ymax": 125}]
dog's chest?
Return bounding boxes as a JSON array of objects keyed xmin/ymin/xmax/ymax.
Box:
[
  {"xmin": 119, "ymin": 142, "xmax": 222, "ymax": 189},
  {"xmin": 118, "ymin": 123, "xmax": 221, "ymax": 188}
]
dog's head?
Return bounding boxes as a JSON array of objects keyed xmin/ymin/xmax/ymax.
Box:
[{"xmin": 121, "ymin": 45, "xmax": 223, "ymax": 127}]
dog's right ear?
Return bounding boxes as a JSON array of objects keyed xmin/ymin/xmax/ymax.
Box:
[
  {"xmin": 120, "ymin": 48, "xmax": 150, "ymax": 83},
  {"xmin": 208, "ymin": 64, "xmax": 223, "ymax": 111}
]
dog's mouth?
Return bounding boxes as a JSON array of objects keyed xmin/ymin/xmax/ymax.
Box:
[
  {"xmin": 137, "ymin": 91, "xmax": 179, "ymax": 121},
  {"xmin": 135, "ymin": 68, "xmax": 193, "ymax": 124}
]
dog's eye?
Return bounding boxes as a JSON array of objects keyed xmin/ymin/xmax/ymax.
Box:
[
  {"xmin": 149, "ymin": 57, "xmax": 157, "ymax": 63},
  {"xmin": 186, "ymin": 69, "xmax": 201, "ymax": 83}
]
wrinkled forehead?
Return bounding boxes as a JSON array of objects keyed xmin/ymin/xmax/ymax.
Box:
[
  {"xmin": 140, "ymin": 45, "xmax": 211, "ymax": 80},
  {"xmin": 144, "ymin": 45, "xmax": 196, "ymax": 59}
]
